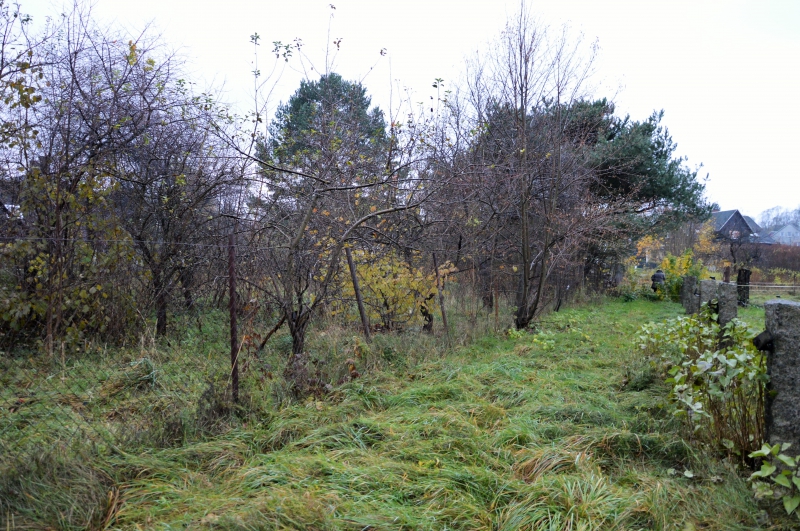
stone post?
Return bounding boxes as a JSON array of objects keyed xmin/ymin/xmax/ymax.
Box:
[
  {"xmin": 699, "ymin": 280, "xmax": 717, "ymax": 309},
  {"xmin": 763, "ymin": 300, "xmax": 800, "ymax": 452},
  {"xmin": 681, "ymin": 275, "xmax": 698, "ymax": 314},
  {"xmin": 737, "ymin": 268, "xmax": 751, "ymax": 307},
  {"xmin": 716, "ymin": 283, "xmax": 738, "ymax": 329}
]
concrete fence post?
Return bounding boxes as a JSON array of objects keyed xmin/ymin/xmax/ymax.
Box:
[
  {"xmin": 761, "ymin": 300, "xmax": 800, "ymax": 452},
  {"xmin": 680, "ymin": 275, "xmax": 698, "ymax": 314},
  {"xmin": 737, "ymin": 268, "xmax": 752, "ymax": 307},
  {"xmin": 687, "ymin": 279, "xmax": 738, "ymax": 344},
  {"xmin": 716, "ymin": 283, "xmax": 738, "ymax": 329},
  {"xmin": 699, "ymin": 280, "xmax": 717, "ymax": 309}
]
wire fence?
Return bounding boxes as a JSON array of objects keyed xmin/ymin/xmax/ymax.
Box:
[{"xmin": 738, "ymin": 284, "xmax": 800, "ymax": 290}]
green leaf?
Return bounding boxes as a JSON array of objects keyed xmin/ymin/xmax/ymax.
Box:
[
  {"xmin": 793, "ymin": 475, "xmax": 800, "ymax": 490},
  {"xmin": 774, "ymin": 474, "xmax": 791, "ymax": 488},
  {"xmin": 777, "ymin": 454, "xmax": 797, "ymax": 468},
  {"xmin": 783, "ymin": 495, "xmax": 800, "ymax": 515},
  {"xmin": 749, "ymin": 444, "xmax": 773, "ymax": 458},
  {"xmin": 750, "ymin": 463, "xmax": 777, "ymax": 479}
]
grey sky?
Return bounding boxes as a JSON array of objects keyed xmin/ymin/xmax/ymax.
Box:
[{"xmin": 28, "ymin": 0, "xmax": 800, "ymax": 217}]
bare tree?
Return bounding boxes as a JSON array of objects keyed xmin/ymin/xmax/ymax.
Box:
[
  {"xmin": 0, "ymin": 4, "xmax": 240, "ymax": 347},
  {"xmin": 112, "ymin": 92, "xmax": 243, "ymax": 336},
  {"xmin": 455, "ymin": 9, "xmax": 601, "ymax": 328},
  {"xmin": 220, "ymin": 69, "xmax": 440, "ymax": 395},
  {"xmin": 1, "ymin": 6, "xmax": 180, "ymax": 349}
]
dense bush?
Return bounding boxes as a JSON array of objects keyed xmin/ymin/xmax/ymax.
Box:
[
  {"xmin": 756, "ymin": 244, "xmax": 800, "ymax": 272},
  {"xmin": 657, "ymin": 250, "xmax": 708, "ymax": 302},
  {"xmin": 330, "ymin": 250, "xmax": 455, "ymax": 331},
  {"xmin": 750, "ymin": 266, "xmax": 800, "ymax": 286},
  {"xmin": 612, "ymin": 259, "xmax": 660, "ymax": 302},
  {"xmin": 638, "ymin": 304, "xmax": 766, "ymax": 461},
  {"xmin": 638, "ymin": 303, "xmax": 800, "ymax": 521},
  {"xmin": 614, "ymin": 281, "xmax": 659, "ymax": 302}
]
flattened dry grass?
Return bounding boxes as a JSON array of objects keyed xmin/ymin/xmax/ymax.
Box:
[{"xmin": 1, "ymin": 299, "xmax": 782, "ymax": 529}]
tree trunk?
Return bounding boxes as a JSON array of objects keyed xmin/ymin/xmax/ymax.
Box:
[
  {"xmin": 515, "ymin": 96, "xmax": 531, "ymax": 330},
  {"xmin": 228, "ymin": 234, "xmax": 239, "ymax": 404},
  {"xmin": 420, "ymin": 294, "xmax": 435, "ymax": 333},
  {"xmin": 284, "ymin": 308, "xmax": 312, "ymax": 395},
  {"xmin": 154, "ymin": 271, "xmax": 168, "ymax": 337},
  {"xmin": 516, "ymin": 93, "xmax": 563, "ymax": 329},
  {"xmin": 345, "ymin": 247, "xmax": 371, "ymax": 342},
  {"xmin": 180, "ymin": 267, "xmax": 194, "ymax": 311},
  {"xmin": 432, "ymin": 253, "xmax": 449, "ymax": 340},
  {"xmin": 288, "ymin": 311, "xmax": 309, "ymax": 356},
  {"xmin": 481, "ymin": 236, "xmax": 498, "ymax": 309},
  {"xmin": 514, "ymin": 278, "xmax": 530, "ymax": 329}
]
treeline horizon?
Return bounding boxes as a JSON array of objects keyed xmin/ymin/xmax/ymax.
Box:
[{"xmin": 0, "ymin": 2, "xmax": 712, "ymax": 393}]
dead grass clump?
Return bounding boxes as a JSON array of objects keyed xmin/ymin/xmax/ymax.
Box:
[
  {"xmin": 513, "ymin": 447, "xmax": 585, "ymax": 483},
  {"xmin": 469, "ymin": 402, "xmax": 508, "ymax": 429},
  {"xmin": 97, "ymin": 357, "xmax": 157, "ymax": 402},
  {"xmin": 584, "ymin": 431, "xmax": 692, "ymax": 467}
]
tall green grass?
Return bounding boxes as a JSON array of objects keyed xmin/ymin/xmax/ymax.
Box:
[{"xmin": 1, "ymin": 295, "xmax": 788, "ymax": 529}]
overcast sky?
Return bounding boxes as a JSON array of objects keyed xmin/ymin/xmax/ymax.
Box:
[{"xmin": 28, "ymin": 0, "xmax": 800, "ymax": 219}]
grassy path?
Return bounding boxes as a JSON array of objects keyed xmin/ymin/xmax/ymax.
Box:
[
  {"xmin": 3, "ymin": 299, "xmax": 773, "ymax": 530},
  {"xmin": 102, "ymin": 300, "xmax": 763, "ymax": 530}
]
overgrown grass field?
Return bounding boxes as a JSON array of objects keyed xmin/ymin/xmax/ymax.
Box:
[{"xmin": 1, "ymin": 297, "xmax": 791, "ymax": 529}]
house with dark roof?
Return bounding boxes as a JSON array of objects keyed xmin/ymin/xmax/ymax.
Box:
[{"xmin": 710, "ymin": 210, "xmax": 774, "ymax": 244}]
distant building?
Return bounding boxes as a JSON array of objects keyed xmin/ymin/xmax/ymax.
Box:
[
  {"xmin": 710, "ymin": 209, "xmax": 774, "ymax": 244},
  {"xmin": 769, "ymin": 224, "xmax": 800, "ymax": 246}
]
